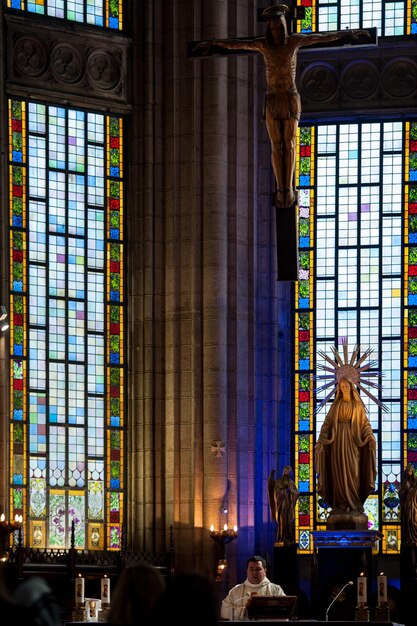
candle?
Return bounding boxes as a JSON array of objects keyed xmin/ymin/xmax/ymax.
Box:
[
  {"xmin": 377, "ymin": 573, "xmax": 387, "ymax": 604},
  {"xmin": 75, "ymin": 574, "xmax": 85, "ymax": 605},
  {"xmin": 357, "ymin": 573, "xmax": 367, "ymax": 605},
  {"xmin": 210, "ymin": 524, "xmax": 214, "ymax": 532},
  {"xmin": 101, "ymin": 576, "xmax": 110, "ymax": 604}
]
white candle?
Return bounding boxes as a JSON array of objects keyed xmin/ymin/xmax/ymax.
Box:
[
  {"xmin": 75, "ymin": 574, "xmax": 85, "ymax": 605},
  {"xmin": 357, "ymin": 574, "xmax": 367, "ymax": 605},
  {"xmin": 101, "ymin": 576, "xmax": 110, "ymax": 604},
  {"xmin": 377, "ymin": 573, "xmax": 387, "ymax": 604}
]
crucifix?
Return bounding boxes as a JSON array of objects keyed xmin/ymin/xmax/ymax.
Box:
[{"xmin": 189, "ymin": 4, "xmax": 377, "ymax": 280}]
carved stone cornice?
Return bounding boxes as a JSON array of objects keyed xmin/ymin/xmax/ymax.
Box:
[
  {"xmin": 298, "ymin": 36, "xmax": 416, "ymax": 120},
  {"xmin": 4, "ymin": 13, "xmax": 130, "ymax": 113}
]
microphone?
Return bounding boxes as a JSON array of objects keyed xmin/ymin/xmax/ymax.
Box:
[{"xmin": 325, "ymin": 580, "xmax": 354, "ymax": 621}]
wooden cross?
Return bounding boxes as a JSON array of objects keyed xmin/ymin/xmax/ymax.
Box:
[{"xmin": 188, "ymin": 7, "xmax": 377, "ymax": 281}]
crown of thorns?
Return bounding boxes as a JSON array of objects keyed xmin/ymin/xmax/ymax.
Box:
[{"xmin": 261, "ymin": 4, "xmax": 289, "ymax": 20}]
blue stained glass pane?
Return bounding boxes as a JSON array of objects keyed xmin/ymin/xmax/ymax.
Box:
[
  {"xmin": 299, "ymin": 175, "xmax": 310, "ymax": 186},
  {"xmin": 109, "ymin": 228, "xmax": 120, "ymax": 239},
  {"xmin": 299, "ymin": 420, "xmax": 309, "ymax": 431},
  {"xmin": 299, "ymin": 237, "xmax": 310, "ymax": 248},
  {"xmin": 298, "ymin": 481, "xmax": 309, "ymax": 492},
  {"xmin": 14, "ymin": 345, "xmax": 23, "ymax": 356},
  {"xmin": 110, "ymin": 479, "xmax": 120, "ymax": 489},
  {"xmin": 412, "ymin": 25, "xmax": 417, "ymax": 34},
  {"xmin": 409, "ymin": 234, "xmax": 417, "ymax": 244},
  {"xmin": 13, "ymin": 410, "xmax": 23, "ymax": 420},
  {"xmin": 298, "ymin": 298, "xmax": 309, "ymax": 309},
  {"xmin": 299, "ymin": 359, "xmax": 310, "ymax": 370},
  {"xmin": 408, "ymin": 418, "xmax": 417, "ymax": 429},
  {"xmin": 110, "ymin": 167, "xmax": 120, "ymax": 177},
  {"xmin": 409, "ymin": 295, "xmax": 417, "ymax": 305},
  {"xmin": 110, "ymin": 416, "xmax": 120, "ymax": 427},
  {"xmin": 12, "ymin": 216, "xmax": 23, "ymax": 227},
  {"xmin": 110, "ymin": 291, "xmax": 119, "ymax": 301},
  {"xmin": 109, "ymin": 17, "xmax": 119, "ymax": 29},
  {"xmin": 110, "ymin": 354, "xmax": 120, "ymax": 364},
  {"xmin": 410, "ymin": 172, "xmax": 417, "ymax": 180},
  {"xmin": 13, "ymin": 281, "xmax": 23, "ymax": 292},
  {"xmin": 408, "ymin": 357, "xmax": 417, "ymax": 367},
  {"xmin": 12, "ymin": 151, "xmax": 23, "ymax": 162},
  {"xmin": 14, "ymin": 475, "xmax": 23, "ymax": 484},
  {"xmin": 11, "ymin": 0, "xmax": 21, "ymax": 8}
]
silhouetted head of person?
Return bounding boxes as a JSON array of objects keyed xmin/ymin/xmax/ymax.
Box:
[{"xmin": 155, "ymin": 572, "xmax": 221, "ymax": 625}]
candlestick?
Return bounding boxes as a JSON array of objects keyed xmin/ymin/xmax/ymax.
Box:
[
  {"xmin": 357, "ymin": 573, "xmax": 367, "ymax": 606},
  {"xmin": 101, "ymin": 576, "xmax": 110, "ymax": 604},
  {"xmin": 377, "ymin": 573, "xmax": 387, "ymax": 604},
  {"xmin": 75, "ymin": 574, "xmax": 85, "ymax": 605}
]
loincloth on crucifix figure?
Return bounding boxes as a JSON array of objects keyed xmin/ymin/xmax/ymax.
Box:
[{"xmin": 191, "ymin": 4, "xmax": 375, "ymax": 210}]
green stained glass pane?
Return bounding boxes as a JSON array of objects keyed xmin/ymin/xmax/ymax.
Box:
[
  {"xmin": 300, "ymin": 157, "xmax": 311, "ymax": 175},
  {"xmin": 410, "ymin": 310, "xmax": 417, "ymax": 326},
  {"xmin": 110, "ymin": 492, "xmax": 120, "ymax": 511},
  {"xmin": 299, "ymin": 403, "xmax": 309, "ymax": 419},
  {"xmin": 14, "ymin": 296, "xmax": 24, "ymax": 314},
  {"xmin": 110, "ymin": 274, "xmax": 120, "ymax": 291},
  {"xmin": 110, "ymin": 149, "xmax": 119, "ymax": 167},
  {"xmin": 299, "ymin": 435, "xmax": 310, "ymax": 452},
  {"xmin": 411, "ymin": 123, "xmax": 417, "ymax": 139},
  {"xmin": 14, "ymin": 327, "xmax": 24, "ymax": 344},
  {"xmin": 13, "ymin": 391, "xmax": 24, "ymax": 410},
  {"xmin": 410, "ymin": 186, "xmax": 417, "ymax": 203},
  {"xmin": 14, "ymin": 263, "xmax": 23, "ymax": 281},
  {"xmin": 110, "ymin": 398, "xmax": 120, "ymax": 416},
  {"xmin": 299, "ymin": 464, "xmax": 309, "ymax": 481},
  {"xmin": 301, "ymin": 7, "xmax": 312, "ymax": 31},
  {"xmin": 410, "ymin": 277, "xmax": 417, "ymax": 295},
  {"xmin": 109, "ymin": 117, "xmax": 119, "ymax": 135},
  {"xmin": 300, "ymin": 127, "xmax": 311, "ymax": 144},
  {"xmin": 409, "ymin": 433, "xmax": 417, "ymax": 449},
  {"xmin": 13, "ymin": 197, "xmax": 23, "ymax": 215},
  {"xmin": 299, "ymin": 313, "xmax": 309, "ymax": 330},
  {"xmin": 299, "ymin": 342, "xmax": 309, "ymax": 358},
  {"xmin": 110, "ymin": 461, "xmax": 120, "ymax": 480},
  {"xmin": 408, "ymin": 402, "xmax": 417, "ymax": 418},
  {"xmin": 14, "ymin": 423, "xmax": 24, "ymax": 442},
  {"xmin": 13, "ymin": 232, "xmax": 23, "ymax": 249},
  {"xmin": 299, "ymin": 374, "xmax": 310, "ymax": 391},
  {"xmin": 110, "ymin": 244, "xmax": 120, "ymax": 261},
  {"xmin": 13, "ymin": 167, "xmax": 23, "ymax": 184},
  {"xmin": 110, "ymin": 212, "xmax": 120, "ymax": 228},
  {"xmin": 12, "ymin": 132, "xmax": 22, "ymax": 151},
  {"xmin": 110, "ymin": 430, "xmax": 120, "ymax": 449},
  {"xmin": 110, "ymin": 181, "xmax": 120, "ymax": 198},
  {"xmin": 110, "ymin": 369, "xmax": 120, "ymax": 385},
  {"xmin": 409, "ymin": 373, "xmax": 417, "ymax": 388},
  {"xmin": 410, "ymin": 339, "xmax": 417, "ymax": 356},
  {"xmin": 110, "ymin": 306, "xmax": 120, "ymax": 322},
  {"xmin": 299, "ymin": 218, "xmax": 309, "ymax": 237},
  {"xmin": 12, "ymin": 101, "xmax": 22, "ymax": 119},
  {"xmin": 13, "ymin": 487, "xmax": 24, "ymax": 510},
  {"xmin": 299, "ymin": 281, "xmax": 309, "ymax": 298},
  {"xmin": 110, "ymin": 336, "xmax": 120, "ymax": 352},
  {"xmin": 299, "ymin": 495, "xmax": 309, "ymax": 514}
]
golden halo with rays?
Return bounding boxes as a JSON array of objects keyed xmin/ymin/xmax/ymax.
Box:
[{"xmin": 315, "ymin": 337, "xmax": 388, "ymax": 413}]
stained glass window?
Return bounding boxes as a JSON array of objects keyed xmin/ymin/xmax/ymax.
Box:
[
  {"xmin": 8, "ymin": 99, "xmax": 125, "ymax": 549},
  {"xmin": 293, "ymin": 120, "xmax": 415, "ymax": 554},
  {"xmin": 6, "ymin": 0, "xmax": 123, "ymax": 30}
]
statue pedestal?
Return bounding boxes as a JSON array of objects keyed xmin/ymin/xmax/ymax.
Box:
[
  {"xmin": 311, "ymin": 530, "xmax": 382, "ymax": 621},
  {"xmin": 272, "ymin": 542, "xmax": 298, "ymax": 589}
]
